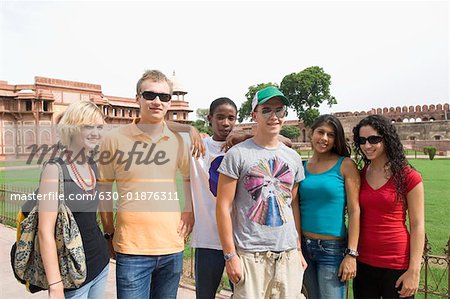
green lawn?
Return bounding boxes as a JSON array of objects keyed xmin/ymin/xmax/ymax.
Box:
[
  {"xmin": 1, "ymin": 159, "xmax": 449, "ymax": 252},
  {"xmin": 409, "ymin": 159, "xmax": 450, "ymax": 255}
]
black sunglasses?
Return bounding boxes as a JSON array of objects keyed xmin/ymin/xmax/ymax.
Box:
[
  {"xmin": 357, "ymin": 135, "xmax": 383, "ymax": 145},
  {"xmin": 140, "ymin": 91, "xmax": 171, "ymax": 102}
]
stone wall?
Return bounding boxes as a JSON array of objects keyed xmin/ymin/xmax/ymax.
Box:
[{"xmin": 235, "ymin": 112, "xmax": 450, "ymax": 151}]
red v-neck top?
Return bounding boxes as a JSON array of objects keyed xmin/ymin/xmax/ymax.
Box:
[{"xmin": 358, "ymin": 166, "xmax": 422, "ymax": 269}]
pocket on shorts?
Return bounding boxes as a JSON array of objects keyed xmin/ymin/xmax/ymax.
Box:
[{"xmin": 234, "ymin": 255, "xmax": 245, "ymax": 286}]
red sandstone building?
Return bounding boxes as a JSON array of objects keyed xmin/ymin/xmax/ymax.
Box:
[
  {"xmin": 0, "ymin": 76, "xmax": 449, "ymax": 157},
  {"xmin": 0, "ymin": 76, "xmax": 192, "ymax": 157}
]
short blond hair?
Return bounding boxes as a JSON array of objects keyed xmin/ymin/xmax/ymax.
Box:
[
  {"xmin": 58, "ymin": 100, "xmax": 104, "ymax": 147},
  {"xmin": 136, "ymin": 70, "xmax": 173, "ymax": 95}
]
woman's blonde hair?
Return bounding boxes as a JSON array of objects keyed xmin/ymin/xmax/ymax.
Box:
[{"xmin": 58, "ymin": 100, "xmax": 104, "ymax": 147}]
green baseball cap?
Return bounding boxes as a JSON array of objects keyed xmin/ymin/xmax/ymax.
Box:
[{"xmin": 252, "ymin": 86, "xmax": 289, "ymax": 112}]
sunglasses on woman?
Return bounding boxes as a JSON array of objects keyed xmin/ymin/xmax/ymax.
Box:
[
  {"xmin": 259, "ymin": 106, "xmax": 287, "ymax": 119},
  {"xmin": 357, "ymin": 135, "xmax": 383, "ymax": 145},
  {"xmin": 140, "ymin": 91, "xmax": 171, "ymax": 102}
]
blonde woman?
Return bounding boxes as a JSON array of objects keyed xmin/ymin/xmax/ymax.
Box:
[{"xmin": 39, "ymin": 100, "xmax": 109, "ymax": 299}]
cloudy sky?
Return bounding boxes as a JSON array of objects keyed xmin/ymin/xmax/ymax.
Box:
[{"xmin": 0, "ymin": 0, "xmax": 448, "ymax": 121}]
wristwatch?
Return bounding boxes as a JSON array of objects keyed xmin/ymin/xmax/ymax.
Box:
[
  {"xmin": 104, "ymin": 232, "xmax": 114, "ymax": 240},
  {"xmin": 224, "ymin": 252, "xmax": 237, "ymax": 262},
  {"xmin": 345, "ymin": 248, "xmax": 359, "ymax": 258}
]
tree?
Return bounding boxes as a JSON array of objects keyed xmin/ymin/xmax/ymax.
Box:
[
  {"xmin": 192, "ymin": 108, "xmax": 212, "ymax": 134},
  {"xmin": 280, "ymin": 66, "xmax": 336, "ymax": 127},
  {"xmin": 280, "ymin": 125, "xmax": 300, "ymax": 140},
  {"xmin": 192, "ymin": 120, "xmax": 211, "ymax": 134},
  {"xmin": 196, "ymin": 108, "xmax": 209, "ymax": 122},
  {"xmin": 238, "ymin": 82, "xmax": 279, "ymax": 123}
]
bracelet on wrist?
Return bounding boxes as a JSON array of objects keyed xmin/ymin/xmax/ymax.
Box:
[
  {"xmin": 345, "ymin": 248, "xmax": 359, "ymax": 258},
  {"xmin": 224, "ymin": 252, "xmax": 237, "ymax": 262},
  {"xmin": 48, "ymin": 279, "xmax": 63, "ymax": 287}
]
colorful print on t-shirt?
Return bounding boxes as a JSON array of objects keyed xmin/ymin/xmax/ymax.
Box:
[
  {"xmin": 244, "ymin": 157, "xmax": 293, "ymax": 227},
  {"xmin": 209, "ymin": 155, "xmax": 224, "ymax": 197}
]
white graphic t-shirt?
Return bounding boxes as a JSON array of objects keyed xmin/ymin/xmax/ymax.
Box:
[{"xmin": 190, "ymin": 136, "xmax": 226, "ymax": 250}]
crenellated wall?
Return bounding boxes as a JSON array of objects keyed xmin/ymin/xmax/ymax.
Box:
[
  {"xmin": 333, "ymin": 103, "xmax": 449, "ymax": 122},
  {"xmin": 235, "ymin": 103, "xmax": 450, "ymax": 152}
]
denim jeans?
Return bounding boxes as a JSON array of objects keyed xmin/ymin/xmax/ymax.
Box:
[
  {"xmin": 302, "ymin": 237, "xmax": 346, "ymax": 299},
  {"xmin": 195, "ymin": 248, "xmax": 226, "ymax": 299},
  {"xmin": 64, "ymin": 264, "xmax": 109, "ymax": 299},
  {"xmin": 116, "ymin": 251, "xmax": 183, "ymax": 299}
]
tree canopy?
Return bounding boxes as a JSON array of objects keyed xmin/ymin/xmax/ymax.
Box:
[
  {"xmin": 238, "ymin": 82, "xmax": 279, "ymax": 123},
  {"xmin": 237, "ymin": 66, "xmax": 336, "ymax": 127},
  {"xmin": 280, "ymin": 66, "xmax": 336, "ymax": 127},
  {"xmin": 192, "ymin": 108, "xmax": 212, "ymax": 134}
]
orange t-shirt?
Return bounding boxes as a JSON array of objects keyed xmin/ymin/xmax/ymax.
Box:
[{"xmin": 98, "ymin": 120, "xmax": 190, "ymax": 255}]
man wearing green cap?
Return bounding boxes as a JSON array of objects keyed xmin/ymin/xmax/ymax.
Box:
[{"xmin": 216, "ymin": 86, "xmax": 307, "ymax": 298}]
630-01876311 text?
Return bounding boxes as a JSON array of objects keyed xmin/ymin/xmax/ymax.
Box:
[
  {"xmin": 98, "ymin": 191, "xmax": 179, "ymax": 201},
  {"xmin": 9, "ymin": 191, "xmax": 179, "ymax": 202}
]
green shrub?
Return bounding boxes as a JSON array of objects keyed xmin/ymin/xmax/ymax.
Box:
[
  {"xmin": 423, "ymin": 146, "xmax": 437, "ymax": 160},
  {"xmin": 280, "ymin": 125, "xmax": 301, "ymax": 140}
]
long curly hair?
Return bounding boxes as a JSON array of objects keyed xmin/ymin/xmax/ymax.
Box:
[{"xmin": 353, "ymin": 115, "xmax": 412, "ymax": 202}]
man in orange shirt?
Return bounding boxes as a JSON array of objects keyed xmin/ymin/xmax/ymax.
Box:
[{"xmin": 98, "ymin": 70, "xmax": 193, "ymax": 299}]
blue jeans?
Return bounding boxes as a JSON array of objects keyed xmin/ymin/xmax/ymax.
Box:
[
  {"xmin": 302, "ymin": 237, "xmax": 346, "ymax": 299},
  {"xmin": 116, "ymin": 251, "xmax": 183, "ymax": 299},
  {"xmin": 195, "ymin": 248, "xmax": 226, "ymax": 299},
  {"xmin": 64, "ymin": 264, "xmax": 109, "ymax": 299}
]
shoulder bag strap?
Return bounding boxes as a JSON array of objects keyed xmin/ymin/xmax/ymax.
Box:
[{"xmin": 52, "ymin": 161, "xmax": 65, "ymax": 208}]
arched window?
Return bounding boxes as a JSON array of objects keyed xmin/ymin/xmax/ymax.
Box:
[
  {"xmin": 40, "ymin": 130, "xmax": 51, "ymax": 145},
  {"xmin": 5, "ymin": 130, "xmax": 14, "ymax": 146},
  {"xmin": 24, "ymin": 130, "xmax": 35, "ymax": 146}
]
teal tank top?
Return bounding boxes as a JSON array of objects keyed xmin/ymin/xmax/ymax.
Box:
[{"xmin": 299, "ymin": 156, "xmax": 346, "ymax": 238}]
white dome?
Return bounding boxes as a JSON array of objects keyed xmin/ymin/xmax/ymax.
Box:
[{"xmin": 170, "ymin": 71, "xmax": 187, "ymax": 94}]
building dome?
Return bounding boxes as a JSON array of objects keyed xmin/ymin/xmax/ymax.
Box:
[{"xmin": 170, "ymin": 71, "xmax": 187, "ymax": 95}]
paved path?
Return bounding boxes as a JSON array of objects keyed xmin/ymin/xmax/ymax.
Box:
[{"xmin": 0, "ymin": 224, "xmax": 199, "ymax": 299}]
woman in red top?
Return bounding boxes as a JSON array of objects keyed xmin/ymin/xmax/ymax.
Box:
[{"xmin": 352, "ymin": 115, "xmax": 424, "ymax": 299}]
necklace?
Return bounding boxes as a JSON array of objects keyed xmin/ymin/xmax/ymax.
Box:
[{"xmin": 69, "ymin": 160, "xmax": 95, "ymax": 194}]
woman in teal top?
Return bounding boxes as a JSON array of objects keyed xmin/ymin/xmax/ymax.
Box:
[{"xmin": 299, "ymin": 114, "xmax": 361, "ymax": 299}]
